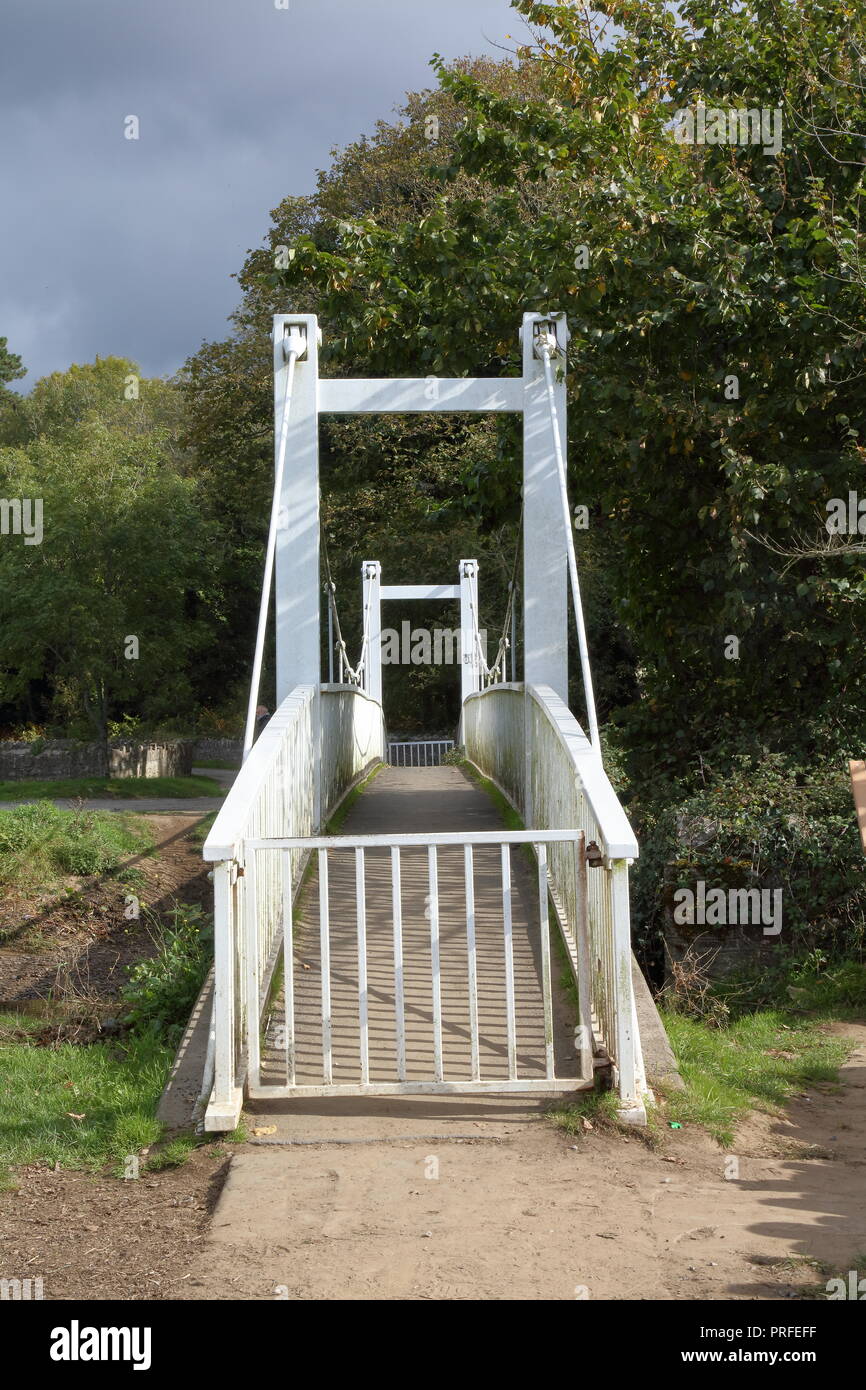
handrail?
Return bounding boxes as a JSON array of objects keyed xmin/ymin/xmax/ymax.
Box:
[
  {"xmin": 205, "ymin": 686, "xmax": 315, "ymax": 861},
  {"xmin": 526, "ymin": 684, "xmax": 637, "ymax": 859},
  {"xmin": 463, "ymin": 682, "xmax": 637, "ymax": 859}
]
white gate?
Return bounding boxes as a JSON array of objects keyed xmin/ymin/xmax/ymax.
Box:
[
  {"xmin": 243, "ymin": 828, "xmax": 594, "ymax": 1099},
  {"xmin": 387, "ymin": 740, "xmax": 455, "ymax": 767}
]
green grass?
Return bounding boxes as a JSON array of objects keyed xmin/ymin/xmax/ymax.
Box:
[
  {"xmin": 660, "ymin": 1008, "xmax": 851, "ymax": 1145},
  {"xmin": 0, "ymin": 774, "xmax": 225, "ymax": 801},
  {"xmin": 325, "ymin": 761, "xmax": 384, "ymax": 834},
  {"xmin": 187, "ymin": 810, "xmax": 218, "ymax": 846},
  {"xmin": 549, "ymin": 1089, "xmax": 623, "ymax": 1134},
  {"xmin": 717, "ymin": 957, "xmax": 866, "ymax": 1021},
  {"xmin": 0, "ymin": 1018, "xmax": 172, "ymax": 1170},
  {"xmin": 457, "ymin": 758, "xmax": 524, "ymax": 831},
  {"xmin": 145, "ymin": 1134, "xmax": 198, "ymax": 1171},
  {"xmin": 0, "ymin": 802, "xmax": 153, "ymax": 895}
]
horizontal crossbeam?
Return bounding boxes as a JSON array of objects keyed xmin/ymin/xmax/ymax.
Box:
[
  {"xmin": 246, "ymin": 829, "xmax": 582, "ymax": 850},
  {"xmin": 319, "ymin": 377, "xmax": 523, "ymax": 414},
  {"xmin": 380, "ymin": 583, "xmax": 459, "ymax": 600},
  {"xmin": 249, "ymin": 1079, "xmax": 590, "ymax": 1099}
]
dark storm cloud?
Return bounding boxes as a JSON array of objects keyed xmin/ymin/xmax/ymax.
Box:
[{"xmin": 0, "ymin": 0, "xmax": 518, "ymax": 386}]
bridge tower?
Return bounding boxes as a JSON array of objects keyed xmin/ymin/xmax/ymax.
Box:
[{"xmin": 271, "ymin": 311, "xmax": 573, "ymax": 710}]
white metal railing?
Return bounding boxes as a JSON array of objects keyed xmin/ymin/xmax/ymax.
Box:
[
  {"xmin": 244, "ymin": 828, "xmax": 592, "ymax": 1097},
  {"xmin": 462, "ymin": 681, "xmax": 646, "ymax": 1113},
  {"xmin": 201, "ymin": 684, "xmax": 384, "ymax": 1129},
  {"xmin": 387, "ymin": 740, "xmax": 455, "ymax": 767}
]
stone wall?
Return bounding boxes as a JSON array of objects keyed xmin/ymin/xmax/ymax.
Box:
[
  {"xmin": 109, "ymin": 741, "xmax": 193, "ymax": 778},
  {"xmin": 662, "ymin": 868, "xmax": 784, "ymax": 982},
  {"xmin": 191, "ymin": 738, "xmax": 242, "ymax": 764},
  {"xmin": 0, "ymin": 739, "xmax": 194, "ymax": 781}
]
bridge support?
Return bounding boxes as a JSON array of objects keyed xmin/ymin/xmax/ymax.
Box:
[
  {"xmin": 459, "ymin": 559, "xmax": 482, "ymax": 706},
  {"xmin": 274, "ymin": 314, "xmax": 321, "ymax": 703},
  {"xmin": 361, "ymin": 561, "xmax": 382, "ymax": 704},
  {"xmin": 521, "ymin": 312, "xmax": 570, "ymax": 706},
  {"xmin": 361, "ymin": 561, "xmax": 482, "ymax": 723},
  {"xmin": 271, "ymin": 310, "xmax": 574, "ymax": 718}
]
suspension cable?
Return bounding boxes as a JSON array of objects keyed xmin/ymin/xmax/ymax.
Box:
[
  {"xmin": 538, "ymin": 337, "xmax": 601, "ymax": 751},
  {"xmin": 243, "ymin": 330, "xmax": 304, "ymax": 761},
  {"xmin": 466, "ymin": 511, "xmax": 522, "ymax": 689},
  {"xmin": 321, "ymin": 527, "xmax": 367, "ymax": 687}
]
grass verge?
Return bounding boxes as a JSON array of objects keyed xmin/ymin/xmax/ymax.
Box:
[
  {"xmin": 0, "ymin": 1020, "xmax": 171, "ymax": 1172},
  {"xmin": 0, "ymin": 775, "xmax": 225, "ymax": 801},
  {"xmin": 659, "ymin": 1009, "xmax": 851, "ymax": 1146},
  {"xmin": 0, "ymin": 802, "xmax": 153, "ymax": 897}
]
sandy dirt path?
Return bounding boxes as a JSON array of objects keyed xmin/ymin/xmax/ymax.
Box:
[{"xmin": 180, "ymin": 1023, "xmax": 866, "ymax": 1301}]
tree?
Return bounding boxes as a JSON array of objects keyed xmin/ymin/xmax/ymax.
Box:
[
  {"xmin": 0, "ymin": 400, "xmax": 214, "ymax": 740},
  {"xmin": 179, "ymin": 57, "xmax": 554, "ymax": 727},
  {"xmin": 0, "ymin": 337, "xmax": 24, "ymax": 389},
  {"xmin": 270, "ymin": 0, "xmax": 866, "ymax": 778}
]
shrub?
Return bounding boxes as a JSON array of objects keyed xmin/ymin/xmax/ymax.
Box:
[
  {"xmin": 0, "ymin": 801, "xmax": 60, "ymax": 855},
  {"xmin": 0, "ymin": 803, "xmax": 151, "ymax": 895},
  {"xmin": 122, "ymin": 903, "xmax": 213, "ymax": 1048},
  {"xmin": 632, "ymin": 754, "xmax": 866, "ymax": 975}
]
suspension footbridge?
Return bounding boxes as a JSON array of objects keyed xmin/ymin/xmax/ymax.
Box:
[{"xmin": 199, "ymin": 310, "xmax": 650, "ymax": 1130}]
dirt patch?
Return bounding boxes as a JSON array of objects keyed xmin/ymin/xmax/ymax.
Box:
[
  {"xmin": 0, "ymin": 1145, "xmax": 231, "ymax": 1301},
  {"xmin": 0, "ymin": 814, "xmax": 212, "ymax": 1030}
]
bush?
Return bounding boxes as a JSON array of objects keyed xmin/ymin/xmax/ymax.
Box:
[
  {"xmin": 0, "ymin": 803, "xmax": 151, "ymax": 889},
  {"xmin": 632, "ymin": 754, "xmax": 866, "ymax": 976},
  {"xmin": 0, "ymin": 801, "xmax": 59, "ymax": 855},
  {"xmin": 122, "ymin": 903, "xmax": 212, "ymax": 1047}
]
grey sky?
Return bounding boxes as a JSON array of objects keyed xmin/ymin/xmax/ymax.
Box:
[{"xmin": 1, "ymin": 0, "xmax": 519, "ymax": 388}]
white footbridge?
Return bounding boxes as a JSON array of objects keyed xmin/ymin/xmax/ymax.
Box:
[{"xmin": 200, "ymin": 311, "xmax": 649, "ymax": 1129}]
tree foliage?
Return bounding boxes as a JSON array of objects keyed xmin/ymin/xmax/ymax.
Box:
[
  {"xmin": 270, "ymin": 0, "xmax": 866, "ymax": 776},
  {"xmin": 0, "ymin": 359, "xmax": 213, "ymax": 739}
]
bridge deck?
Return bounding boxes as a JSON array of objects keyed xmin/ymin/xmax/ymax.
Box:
[{"xmin": 260, "ymin": 766, "xmax": 581, "ymax": 1090}]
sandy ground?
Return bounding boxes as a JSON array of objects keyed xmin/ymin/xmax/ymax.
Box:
[
  {"xmin": 173, "ymin": 1021, "xmax": 866, "ymax": 1301},
  {"xmin": 4, "ymin": 1028, "xmax": 862, "ymax": 1301},
  {"xmin": 2, "ymin": 778, "xmax": 864, "ymax": 1302}
]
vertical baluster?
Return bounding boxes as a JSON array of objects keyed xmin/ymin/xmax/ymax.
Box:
[
  {"xmin": 574, "ymin": 830, "xmax": 593, "ymax": 1079},
  {"xmin": 282, "ymin": 850, "xmax": 295, "ymax": 1086},
  {"xmin": 501, "ymin": 844, "xmax": 517, "ymax": 1080},
  {"xmin": 319, "ymin": 848, "xmax": 332, "ymax": 1084},
  {"xmin": 537, "ymin": 845, "xmax": 554, "ymax": 1081},
  {"xmin": 392, "ymin": 847, "xmax": 406, "ymax": 1081},
  {"xmin": 356, "ymin": 847, "xmax": 369, "ymax": 1084},
  {"xmin": 428, "ymin": 846, "xmax": 443, "ymax": 1082},
  {"xmin": 464, "ymin": 845, "xmax": 480, "ymax": 1081},
  {"xmin": 246, "ymin": 850, "xmax": 261, "ymax": 1087}
]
